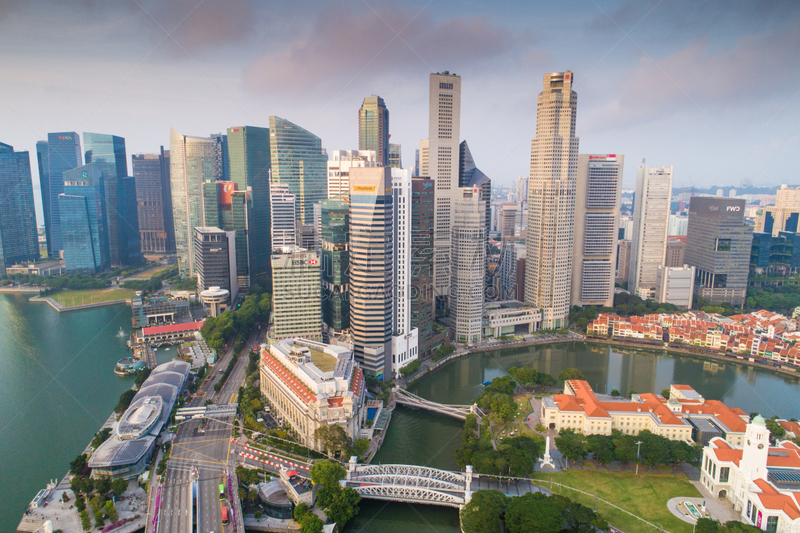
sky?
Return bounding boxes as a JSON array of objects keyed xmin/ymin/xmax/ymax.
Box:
[{"xmin": 1, "ymin": 0, "xmax": 799, "ymax": 224}]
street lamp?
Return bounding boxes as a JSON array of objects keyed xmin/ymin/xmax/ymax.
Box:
[{"xmin": 635, "ymin": 440, "xmax": 643, "ymax": 475}]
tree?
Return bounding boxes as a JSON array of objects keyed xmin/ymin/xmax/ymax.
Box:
[
  {"xmin": 576, "ymin": 317, "xmax": 589, "ymax": 328},
  {"xmin": 627, "ymin": 389, "xmax": 637, "ymax": 398},
  {"xmin": 537, "ymin": 373, "xmax": 558, "ymax": 388},
  {"xmin": 70, "ymin": 454, "xmax": 89, "ymax": 476},
  {"xmin": 94, "ymin": 509, "xmax": 105, "ymax": 527},
  {"xmin": 483, "ymin": 375, "xmax": 516, "ymax": 396},
  {"xmin": 111, "ymin": 477, "xmax": 128, "ymax": 497},
  {"xmin": 310, "ymin": 460, "xmax": 346, "ymax": 487},
  {"xmin": 661, "ymin": 388, "xmax": 671, "ymax": 399},
  {"xmin": 80, "ymin": 510, "xmax": 91, "ymax": 531},
  {"xmin": 695, "ymin": 518, "xmax": 721, "ymax": 533},
  {"xmin": 505, "ymin": 492, "xmax": 562, "ymax": 533},
  {"xmin": 294, "ymin": 502, "xmax": 309, "ymax": 521},
  {"xmin": 563, "ymin": 501, "xmax": 608, "ymax": 533},
  {"xmin": 460, "ymin": 490, "xmax": 509, "ymax": 533},
  {"xmin": 300, "ymin": 512, "xmax": 324, "ymax": 533},
  {"xmin": 555, "ymin": 429, "xmax": 588, "ymax": 464},
  {"xmin": 94, "ymin": 476, "xmax": 112, "ymax": 495},
  {"xmin": 104, "ymin": 500, "xmax": 119, "ymax": 522},
  {"xmin": 610, "ymin": 389, "xmax": 621, "ymax": 397},
  {"xmin": 639, "ymin": 431, "xmax": 672, "ymax": 466},
  {"xmin": 314, "ymin": 425, "xmax": 351, "ymax": 458},
  {"xmin": 115, "ymin": 389, "xmax": 136, "ymax": 413},
  {"xmin": 557, "ymin": 368, "xmax": 585, "ymax": 381},
  {"xmin": 508, "ymin": 367, "xmax": 538, "ymax": 387},
  {"xmin": 499, "ymin": 435, "xmax": 545, "ymax": 477},
  {"xmin": 612, "ymin": 433, "xmax": 638, "ymax": 463},
  {"xmin": 765, "ymin": 417, "xmax": 786, "ymax": 442},
  {"xmin": 325, "ymin": 486, "xmax": 361, "ymax": 526},
  {"xmin": 587, "ymin": 434, "xmax": 616, "ymax": 464},
  {"xmin": 349, "ymin": 438, "xmax": 370, "ymax": 459}
]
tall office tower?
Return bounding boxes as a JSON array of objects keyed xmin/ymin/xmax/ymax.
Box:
[
  {"xmin": 210, "ymin": 132, "xmax": 229, "ymax": 181},
  {"xmin": 132, "ymin": 148, "xmax": 174, "ymax": 254},
  {"xmin": 409, "ymin": 177, "xmax": 435, "ymax": 352},
  {"xmin": 571, "ymin": 154, "xmax": 623, "ymax": 308},
  {"xmin": 271, "ymin": 246, "xmax": 322, "ymax": 341},
  {"xmin": 755, "ymin": 185, "xmax": 800, "ymax": 237},
  {"xmin": 618, "ymin": 214, "xmax": 634, "ymax": 240},
  {"xmin": 268, "ymin": 116, "xmax": 326, "ymax": 226},
  {"xmin": 388, "ymin": 144, "xmax": 402, "ymax": 169},
  {"xmin": 655, "ymin": 265, "xmax": 695, "ymax": 309},
  {"xmin": 665, "ymin": 238, "xmax": 685, "ymax": 267},
  {"xmin": 499, "ymin": 243, "xmax": 526, "ymax": 301},
  {"xmin": 36, "ymin": 141, "xmax": 51, "ymax": 256},
  {"xmin": 616, "ymin": 240, "xmax": 631, "ymax": 285},
  {"xmin": 320, "ymin": 199, "xmax": 350, "ymax": 332},
  {"xmin": 349, "ymin": 167, "xmax": 393, "ymax": 379},
  {"xmin": 414, "ymin": 149, "xmax": 420, "ymax": 175},
  {"xmin": 628, "ymin": 164, "xmax": 673, "ymax": 299},
  {"xmin": 170, "ymin": 128, "xmax": 217, "ymax": 277},
  {"xmin": 684, "ymin": 197, "xmax": 752, "ymax": 306},
  {"xmin": 270, "ymin": 181, "xmax": 296, "ymax": 250},
  {"xmin": 418, "ymin": 140, "xmax": 428, "ymax": 175},
  {"xmin": 0, "ymin": 143, "xmax": 39, "ymax": 271},
  {"xmin": 202, "ymin": 180, "xmax": 220, "ymax": 227},
  {"xmin": 358, "ymin": 96, "xmax": 389, "ymax": 166},
  {"xmin": 459, "ymin": 140, "xmax": 491, "ymax": 240},
  {"xmin": 60, "ymin": 163, "xmax": 110, "ymax": 273},
  {"xmin": 326, "ymin": 150, "xmax": 377, "ymax": 199},
  {"xmin": 668, "ymin": 214, "xmax": 688, "ymax": 236},
  {"xmin": 193, "ymin": 227, "xmax": 238, "ymax": 303},
  {"xmin": 313, "ymin": 202, "xmax": 322, "ymax": 257},
  {"xmin": 516, "ymin": 176, "xmax": 529, "ymax": 204},
  {"xmin": 424, "ymin": 72, "xmax": 461, "ymax": 305},
  {"xmin": 227, "ymin": 126, "xmax": 272, "ymax": 283},
  {"xmin": 524, "ymin": 71, "xmax": 579, "ymax": 329},
  {"xmin": 216, "ymin": 182, "xmax": 253, "ymax": 289},
  {"xmin": 499, "ymin": 203, "xmax": 519, "ymax": 241},
  {"xmin": 451, "ymin": 186, "xmax": 487, "ymax": 343},
  {"xmin": 46, "ymin": 132, "xmax": 82, "ymax": 254},
  {"xmin": 391, "ymin": 168, "xmax": 420, "ymax": 377}
]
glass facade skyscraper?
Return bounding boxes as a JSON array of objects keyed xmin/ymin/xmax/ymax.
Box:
[
  {"xmin": 268, "ymin": 117, "xmax": 326, "ymax": 226},
  {"xmin": 0, "ymin": 143, "xmax": 39, "ymax": 271},
  {"xmin": 410, "ymin": 177, "xmax": 435, "ymax": 352},
  {"xmin": 321, "ymin": 199, "xmax": 349, "ymax": 332},
  {"xmin": 132, "ymin": 148, "xmax": 174, "ymax": 253},
  {"xmin": 46, "ymin": 132, "xmax": 82, "ymax": 254},
  {"xmin": 60, "ymin": 163, "xmax": 109, "ymax": 273},
  {"xmin": 36, "ymin": 141, "xmax": 51, "ymax": 256},
  {"xmin": 358, "ymin": 96, "xmax": 389, "ymax": 167}
]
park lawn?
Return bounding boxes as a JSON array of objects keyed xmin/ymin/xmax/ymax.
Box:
[
  {"xmin": 130, "ymin": 265, "xmax": 173, "ymax": 278},
  {"xmin": 531, "ymin": 469, "xmax": 700, "ymax": 533},
  {"xmin": 51, "ymin": 288, "xmax": 136, "ymax": 307},
  {"xmin": 512, "ymin": 393, "xmax": 532, "ymax": 422}
]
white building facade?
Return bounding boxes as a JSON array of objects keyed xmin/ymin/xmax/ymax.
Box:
[
  {"xmin": 326, "ymin": 150, "xmax": 377, "ymax": 200},
  {"xmin": 655, "ymin": 265, "xmax": 695, "ymax": 309},
  {"xmin": 451, "ymin": 186, "xmax": 487, "ymax": 343},
  {"xmin": 269, "ymin": 181, "xmax": 297, "ymax": 250}
]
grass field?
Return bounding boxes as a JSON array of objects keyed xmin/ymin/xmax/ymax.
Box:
[
  {"xmin": 531, "ymin": 469, "xmax": 700, "ymax": 533},
  {"xmin": 51, "ymin": 288, "xmax": 136, "ymax": 308},
  {"xmin": 130, "ymin": 265, "xmax": 173, "ymax": 279}
]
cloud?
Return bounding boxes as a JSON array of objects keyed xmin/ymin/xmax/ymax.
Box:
[{"xmin": 243, "ymin": 2, "xmax": 525, "ymax": 95}]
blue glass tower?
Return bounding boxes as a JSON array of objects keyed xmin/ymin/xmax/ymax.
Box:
[
  {"xmin": 60, "ymin": 163, "xmax": 109, "ymax": 273},
  {"xmin": 0, "ymin": 143, "xmax": 39, "ymax": 271},
  {"xmin": 46, "ymin": 132, "xmax": 82, "ymax": 254},
  {"xmin": 36, "ymin": 141, "xmax": 51, "ymax": 256}
]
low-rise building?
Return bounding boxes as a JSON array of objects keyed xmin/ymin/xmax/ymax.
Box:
[
  {"xmin": 5, "ymin": 259, "xmax": 65, "ymax": 276},
  {"xmin": 483, "ymin": 300, "xmax": 542, "ymax": 337},
  {"xmin": 136, "ymin": 320, "xmax": 204, "ymax": 344},
  {"xmin": 130, "ymin": 291, "xmax": 190, "ymax": 327}
]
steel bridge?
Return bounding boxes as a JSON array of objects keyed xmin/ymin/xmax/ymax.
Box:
[{"xmin": 393, "ymin": 388, "xmax": 483, "ymax": 422}]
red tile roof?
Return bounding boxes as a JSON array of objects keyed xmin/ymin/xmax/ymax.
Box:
[
  {"xmin": 350, "ymin": 367, "xmax": 364, "ymax": 398},
  {"xmin": 142, "ymin": 320, "xmax": 204, "ymax": 336},
  {"xmin": 754, "ymin": 479, "xmax": 800, "ymax": 520},
  {"xmin": 261, "ymin": 349, "xmax": 317, "ymax": 404}
]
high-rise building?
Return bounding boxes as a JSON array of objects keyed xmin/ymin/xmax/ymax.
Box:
[
  {"xmin": 459, "ymin": 140, "xmax": 491, "ymax": 241},
  {"xmin": 320, "ymin": 199, "xmax": 350, "ymax": 333},
  {"xmin": 571, "ymin": 154, "xmax": 623, "ymax": 308},
  {"xmin": 270, "ymin": 247, "xmax": 322, "ymax": 341},
  {"xmin": 216, "ymin": 182, "xmax": 253, "ymax": 289},
  {"xmin": 616, "ymin": 240, "xmax": 631, "ymax": 285},
  {"xmin": 326, "ymin": 150, "xmax": 377, "ymax": 200},
  {"xmin": 388, "ymin": 144, "xmax": 402, "ymax": 169},
  {"xmin": 170, "ymin": 128, "xmax": 217, "ymax": 277},
  {"xmin": 349, "ymin": 167, "xmax": 393, "ymax": 379},
  {"xmin": 391, "ymin": 169, "xmax": 420, "ymax": 377},
  {"xmin": 268, "ymin": 117, "xmax": 327, "ymax": 226},
  {"xmin": 36, "ymin": 141, "xmax": 51, "ymax": 256},
  {"xmin": 358, "ymin": 96, "xmax": 389, "ymax": 167},
  {"xmin": 499, "ymin": 203, "xmax": 518, "ymax": 242},
  {"xmin": 684, "ymin": 197, "xmax": 752, "ymax": 306},
  {"xmin": 133, "ymin": 148, "xmax": 174, "ymax": 254},
  {"xmin": 193, "ymin": 227, "xmax": 238, "ymax": 303},
  {"xmin": 270, "ymin": 181, "xmax": 296, "ymax": 250},
  {"xmin": 755, "ymin": 185, "xmax": 800, "ymax": 237},
  {"xmin": 60, "ymin": 163, "xmax": 110, "ymax": 273},
  {"xmin": 423, "ymin": 72, "xmax": 461, "ymax": 305},
  {"xmin": 418, "ymin": 139, "xmax": 429, "ymax": 176},
  {"xmin": 227, "ymin": 126, "xmax": 272, "ymax": 283},
  {"xmin": 410, "ymin": 177, "xmax": 435, "ymax": 353},
  {"xmin": 524, "ymin": 71, "xmax": 579, "ymax": 329},
  {"xmin": 202, "ymin": 180, "xmax": 220, "ymax": 228},
  {"xmin": 628, "ymin": 164, "xmax": 673, "ymax": 299},
  {"xmin": 313, "ymin": 201, "xmax": 322, "ymax": 257},
  {"xmin": 210, "ymin": 132, "xmax": 229, "ymax": 181},
  {"xmin": 668, "ymin": 214, "xmax": 689, "ymax": 237},
  {"xmin": 665, "ymin": 238, "xmax": 686, "ymax": 267},
  {"xmin": 655, "ymin": 265, "xmax": 695, "ymax": 309},
  {"xmin": 515, "ymin": 176, "xmax": 529, "ymax": 204},
  {"xmin": 451, "ymin": 186, "xmax": 487, "ymax": 343},
  {"xmin": 0, "ymin": 143, "xmax": 39, "ymax": 271},
  {"xmin": 46, "ymin": 132, "xmax": 82, "ymax": 254},
  {"xmin": 499, "ymin": 243, "xmax": 526, "ymax": 301}
]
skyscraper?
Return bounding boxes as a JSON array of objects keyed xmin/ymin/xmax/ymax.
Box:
[
  {"xmin": 388, "ymin": 144, "xmax": 402, "ymax": 169},
  {"xmin": 423, "ymin": 72, "xmax": 461, "ymax": 305},
  {"xmin": 270, "ymin": 181, "xmax": 297, "ymax": 250},
  {"xmin": 227, "ymin": 126, "xmax": 272, "ymax": 283},
  {"xmin": 410, "ymin": 177, "xmax": 435, "ymax": 353},
  {"xmin": 358, "ymin": 96, "xmax": 389, "ymax": 167},
  {"xmin": 0, "ymin": 143, "xmax": 39, "ymax": 271},
  {"xmin": 216, "ymin": 182, "xmax": 253, "ymax": 290},
  {"xmin": 326, "ymin": 150, "xmax": 377, "ymax": 199},
  {"xmin": 194, "ymin": 227, "xmax": 238, "ymax": 303},
  {"xmin": 36, "ymin": 141, "xmax": 51, "ymax": 256},
  {"xmin": 451, "ymin": 186, "xmax": 487, "ymax": 343},
  {"xmin": 391, "ymin": 168, "xmax": 419, "ymax": 377},
  {"xmin": 755, "ymin": 185, "xmax": 800, "ymax": 236},
  {"xmin": 628, "ymin": 164, "xmax": 673, "ymax": 299},
  {"xmin": 524, "ymin": 71, "xmax": 579, "ymax": 329},
  {"xmin": 60, "ymin": 163, "xmax": 110, "ymax": 273},
  {"xmin": 459, "ymin": 140, "xmax": 492, "ymax": 242},
  {"xmin": 170, "ymin": 128, "xmax": 217, "ymax": 277},
  {"xmin": 268, "ymin": 117, "xmax": 327, "ymax": 226},
  {"xmin": 571, "ymin": 154, "xmax": 623, "ymax": 308},
  {"xmin": 320, "ymin": 199, "xmax": 350, "ymax": 332},
  {"xmin": 210, "ymin": 132, "xmax": 229, "ymax": 181},
  {"xmin": 132, "ymin": 148, "xmax": 174, "ymax": 254},
  {"xmin": 46, "ymin": 132, "xmax": 82, "ymax": 254},
  {"xmin": 271, "ymin": 247, "xmax": 322, "ymax": 341},
  {"xmin": 349, "ymin": 167, "xmax": 393, "ymax": 379}
]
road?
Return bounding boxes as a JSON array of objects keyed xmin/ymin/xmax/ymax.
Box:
[{"xmin": 158, "ymin": 325, "xmax": 265, "ymax": 533}]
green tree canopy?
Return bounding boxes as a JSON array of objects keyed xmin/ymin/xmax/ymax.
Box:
[
  {"xmin": 310, "ymin": 460, "xmax": 346, "ymax": 487},
  {"xmin": 557, "ymin": 368, "xmax": 585, "ymax": 381},
  {"xmin": 460, "ymin": 490, "xmax": 509, "ymax": 533},
  {"xmin": 555, "ymin": 428, "xmax": 588, "ymax": 463},
  {"xmin": 505, "ymin": 492, "xmax": 562, "ymax": 533}
]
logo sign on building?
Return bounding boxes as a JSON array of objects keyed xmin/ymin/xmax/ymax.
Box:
[
  {"xmin": 353, "ymin": 185, "xmax": 375, "ymax": 192},
  {"xmin": 726, "ymin": 206, "xmax": 741, "ymax": 212},
  {"xmin": 58, "ymin": 135, "xmax": 73, "ymax": 140}
]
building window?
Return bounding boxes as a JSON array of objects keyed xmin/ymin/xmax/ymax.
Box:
[
  {"xmin": 719, "ymin": 466, "xmax": 729, "ymax": 483},
  {"xmin": 766, "ymin": 516, "xmax": 777, "ymax": 533}
]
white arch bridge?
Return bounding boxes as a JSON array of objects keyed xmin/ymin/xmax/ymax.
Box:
[
  {"xmin": 342, "ymin": 458, "xmax": 547, "ymax": 508},
  {"xmin": 393, "ymin": 388, "xmax": 484, "ymax": 423}
]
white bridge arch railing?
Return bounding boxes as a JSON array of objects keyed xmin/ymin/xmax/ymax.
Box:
[{"xmin": 350, "ymin": 484, "xmax": 466, "ymax": 508}]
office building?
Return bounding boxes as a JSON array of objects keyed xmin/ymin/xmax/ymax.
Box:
[
  {"xmin": 499, "ymin": 243, "xmax": 526, "ymax": 301},
  {"xmin": 193, "ymin": 227, "xmax": 238, "ymax": 304},
  {"xmin": 259, "ymin": 338, "xmax": 365, "ymax": 453},
  {"xmin": 571, "ymin": 154, "xmax": 622, "ymax": 308},
  {"xmin": 618, "ymin": 214, "xmax": 634, "ymax": 241},
  {"xmin": 750, "ymin": 231, "xmax": 800, "ymax": 275},
  {"xmin": 391, "ymin": 168, "xmax": 420, "ymax": 377},
  {"xmin": 0, "ymin": 143, "xmax": 39, "ymax": 271},
  {"xmin": 269, "ymin": 116, "xmax": 326, "ymax": 226},
  {"xmin": 326, "ymin": 150, "xmax": 377, "ymax": 199},
  {"xmin": 170, "ymin": 129, "xmax": 217, "ymax": 277},
  {"xmin": 36, "ymin": 140, "xmax": 51, "ymax": 256},
  {"xmin": 459, "ymin": 140, "xmax": 492, "ymax": 241},
  {"xmin": 227, "ymin": 126, "xmax": 272, "ymax": 282},
  {"xmin": 313, "ymin": 201, "xmax": 322, "ymax": 257},
  {"xmin": 270, "ymin": 181, "xmax": 296, "ymax": 250},
  {"xmin": 133, "ymin": 148, "xmax": 174, "ymax": 254},
  {"xmin": 45, "ymin": 132, "xmax": 82, "ymax": 254},
  {"xmin": 349, "ymin": 167, "xmax": 393, "ymax": 379},
  {"xmin": 271, "ymin": 247, "xmax": 322, "ymax": 341},
  {"xmin": 202, "ymin": 180, "xmax": 220, "ymax": 227},
  {"xmin": 616, "ymin": 240, "xmax": 631, "ymax": 285},
  {"xmin": 214, "ymin": 181, "xmax": 253, "ymax": 289},
  {"xmin": 320, "ymin": 199, "xmax": 349, "ymax": 332},
  {"xmin": 422, "ymin": 72, "xmax": 461, "ymax": 304},
  {"xmin": 665, "ymin": 238, "xmax": 686, "ymax": 267},
  {"xmin": 628, "ymin": 164, "xmax": 673, "ymax": 299},
  {"xmin": 516, "ymin": 176, "xmax": 529, "ymax": 204},
  {"xmin": 388, "ymin": 144, "xmax": 402, "ymax": 169},
  {"xmin": 60, "ymin": 163, "xmax": 110, "ymax": 273},
  {"xmin": 668, "ymin": 214, "xmax": 689, "ymax": 237},
  {"xmin": 524, "ymin": 71, "xmax": 579, "ymax": 329},
  {"xmin": 451, "ymin": 186, "xmax": 487, "ymax": 344},
  {"xmin": 131, "ymin": 292, "xmax": 190, "ymax": 327},
  {"xmin": 655, "ymin": 265, "xmax": 695, "ymax": 309},
  {"xmin": 410, "ymin": 177, "xmax": 435, "ymax": 353},
  {"xmin": 684, "ymin": 197, "xmax": 752, "ymax": 306},
  {"xmin": 358, "ymin": 96, "xmax": 389, "ymax": 166},
  {"xmin": 210, "ymin": 132, "xmax": 229, "ymax": 181},
  {"xmin": 755, "ymin": 185, "xmax": 800, "ymax": 237},
  {"xmin": 499, "ymin": 203, "xmax": 518, "ymax": 241}
]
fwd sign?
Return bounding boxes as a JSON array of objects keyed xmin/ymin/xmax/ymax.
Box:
[{"xmin": 726, "ymin": 206, "xmax": 741, "ymax": 212}]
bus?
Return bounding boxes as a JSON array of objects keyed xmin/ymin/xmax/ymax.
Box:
[
  {"xmin": 221, "ymin": 504, "xmax": 229, "ymax": 525},
  {"xmin": 218, "ymin": 483, "xmax": 225, "ymax": 499}
]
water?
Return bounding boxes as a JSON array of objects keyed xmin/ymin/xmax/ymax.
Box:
[
  {"xmin": 347, "ymin": 341, "xmax": 800, "ymax": 532},
  {"xmin": 0, "ymin": 294, "xmax": 133, "ymax": 532}
]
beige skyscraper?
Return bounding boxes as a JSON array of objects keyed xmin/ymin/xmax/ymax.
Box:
[
  {"xmin": 755, "ymin": 184, "xmax": 800, "ymax": 236},
  {"xmin": 628, "ymin": 164, "xmax": 673, "ymax": 299},
  {"xmin": 420, "ymin": 72, "xmax": 461, "ymax": 304},
  {"xmin": 524, "ymin": 71, "xmax": 579, "ymax": 329},
  {"xmin": 451, "ymin": 186, "xmax": 487, "ymax": 343}
]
